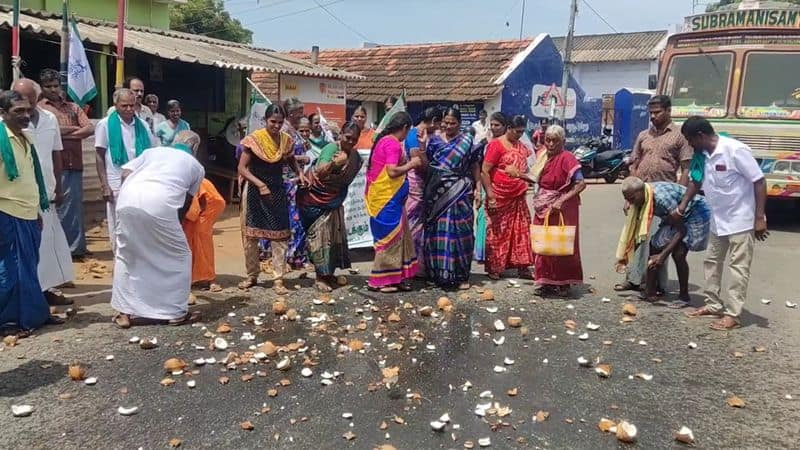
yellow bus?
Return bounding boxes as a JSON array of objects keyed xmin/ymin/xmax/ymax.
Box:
[{"xmin": 658, "ymin": 1, "xmax": 800, "ymax": 198}]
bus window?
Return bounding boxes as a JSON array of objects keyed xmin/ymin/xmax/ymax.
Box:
[
  {"xmin": 665, "ymin": 53, "xmax": 732, "ymax": 118},
  {"xmin": 739, "ymin": 53, "xmax": 800, "ymax": 120}
]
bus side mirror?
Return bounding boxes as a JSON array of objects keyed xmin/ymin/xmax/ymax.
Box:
[{"xmin": 648, "ymin": 75, "xmax": 658, "ymax": 90}]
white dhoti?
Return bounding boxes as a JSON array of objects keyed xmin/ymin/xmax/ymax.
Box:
[
  {"xmin": 110, "ymin": 206, "xmax": 191, "ymax": 320},
  {"xmin": 106, "ymin": 189, "xmax": 120, "ymax": 254},
  {"xmin": 37, "ymin": 207, "xmax": 75, "ymax": 290}
]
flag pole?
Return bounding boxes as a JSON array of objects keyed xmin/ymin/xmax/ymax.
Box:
[
  {"xmin": 11, "ymin": 0, "xmax": 21, "ymax": 83},
  {"xmin": 115, "ymin": 0, "xmax": 126, "ymax": 88},
  {"xmin": 246, "ymin": 77, "xmax": 269, "ymax": 101},
  {"xmin": 60, "ymin": 0, "xmax": 71, "ymax": 92}
]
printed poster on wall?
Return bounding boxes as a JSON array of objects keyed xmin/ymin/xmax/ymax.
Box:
[
  {"xmin": 343, "ymin": 150, "xmax": 373, "ymax": 249},
  {"xmin": 280, "ymin": 75, "xmax": 347, "ymax": 126}
]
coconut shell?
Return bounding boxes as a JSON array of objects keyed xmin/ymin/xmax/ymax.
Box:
[
  {"xmin": 507, "ymin": 316, "xmax": 523, "ymax": 327},
  {"xmin": 622, "ymin": 303, "xmax": 638, "ymax": 316},
  {"xmin": 163, "ymin": 358, "xmax": 187, "ymax": 372},
  {"xmin": 615, "ymin": 421, "xmax": 637, "ymax": 443},
  {"xmin": 68, "ymin": 364, "xmax": 86, "ymax": 381},
  {"xmin": 272, "ymin": 301, "xmax": 288, "ymax": 315}
]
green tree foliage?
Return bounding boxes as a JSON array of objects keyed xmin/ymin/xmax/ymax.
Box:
[
  {"xmin": 706, "ymin": 0, "xmax": 800, "ymax": 12},
  {"xmin": 170, "ymin": 0, "xmax": 253, "ymax": 44}
]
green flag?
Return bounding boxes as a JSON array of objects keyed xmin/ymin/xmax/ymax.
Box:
[
  {"xmin": 375, "ymin": 92, "xmax": 406, "ymax": 134},
  {"xmin": 246, "ymin": 88, "xmax": 271, "ymax": 136}
]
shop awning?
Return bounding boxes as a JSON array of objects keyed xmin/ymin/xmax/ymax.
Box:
[{"xmin": 0, "ymin": 7, "xmax": 362, "ymax": 81}]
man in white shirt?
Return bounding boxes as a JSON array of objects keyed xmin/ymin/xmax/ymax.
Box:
[
  {"xmin": 12, "ymin": 79, "xmax": 75, "ymax": 306},
  {"xmin": 675, "ymin": 116, "xmax": 768, "ymax": 331},
  {"xmin": 95, "ymin": 88, "xmax": 158, "ymax": 252},
  {"xmin": 471, "ymin": 109, "xmax": 488, "ymax": 142},
  {"xmin": 106, "ymin": 77, "xmax": 154, "ymax": 132},
  {"xmin": 111, "ymin": 131, "xmax": 205, "ymax": 328}
]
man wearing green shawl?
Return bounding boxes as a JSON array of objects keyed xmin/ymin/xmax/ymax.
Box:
[
  {"xmin": 95, "ymin": 88, "xmax": 158, "ymax": 252},
  {"xmin": 0, "ymin": 90, "xmax": 62, "ymax": 336}
]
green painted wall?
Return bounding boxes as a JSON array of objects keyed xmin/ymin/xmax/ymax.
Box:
[{"xmin": 1, "ymin": 0, "xmax": 172, "ymax": 29}]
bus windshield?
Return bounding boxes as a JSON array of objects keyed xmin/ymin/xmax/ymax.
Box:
[
  {"xmin": 665, "ymin": 53, "xmax": 732, "ymax": 118},
  {"xmin": 739, "ymin": 52, "xmax": 800, "ymax": 120}
]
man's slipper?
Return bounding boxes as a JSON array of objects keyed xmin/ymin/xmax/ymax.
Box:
[
  {"xmin": 614, "ymin": 282, "xmax": 640, "ymax": 292},
  {"xmin": 684, "ymin": 306, "xmax": 721, "ymax": 318}
]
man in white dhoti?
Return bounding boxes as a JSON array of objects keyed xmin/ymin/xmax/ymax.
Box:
[
  {"xmin": 12, "ymin": 79, "xmax": 75, "ymax": 306},
  {"xmin": 95, "ymin": 88, "xmax": 158, "ymax": 253},
  {"xmin": 110, "ymin": 131, "xmax": 205, "ymax": 328}
]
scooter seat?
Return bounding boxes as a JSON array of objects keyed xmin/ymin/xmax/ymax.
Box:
[{"xmin": 595, "ymin": 150, "xmax": 624, "ymax": 164}]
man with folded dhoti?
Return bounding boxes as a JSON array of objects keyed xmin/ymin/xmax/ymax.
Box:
[
  {"xmin": 110, "ymin": 131, "xmax": 205, "ymax": 328},
  {"xmin": 13, "ymin": 79, "xmax": 75, "ymax": 306},
  {"xmin": 0, "ymin": 90, "xmax": 63, "ymax": 336},
  {"xmin": 95, "ymin": 88, "xmax": 158, "ymax": 253}
]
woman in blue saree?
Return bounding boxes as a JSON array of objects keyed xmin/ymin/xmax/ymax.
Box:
[
  {"xmin": 423, "ymin": 108, "xmax": 480, "ymax": 290},
  {"xmin": 155, "ymin": 100, "xmax": 190, "ymax": 146}
]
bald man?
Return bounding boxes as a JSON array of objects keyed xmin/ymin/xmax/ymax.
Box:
[
  {"xmin": 12, "ymin": 79, "xmax": 75, "ymax": 306},
  {"xmin": 111, "ymin": 131, "xmax": 205, "ymax": 328}
]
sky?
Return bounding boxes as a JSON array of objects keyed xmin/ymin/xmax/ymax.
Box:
[{"xmin": 224, "ymin": 0, "xmax": 701, "ymax": 51}]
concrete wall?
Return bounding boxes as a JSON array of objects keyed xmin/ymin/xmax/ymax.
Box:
[
  {"xmin": 1, "ymin": 0, "xmax": 172, "ymax": 29},
  {"xmin": 571, "ymin": 61, "xmax": 655, "ymax": 98}
]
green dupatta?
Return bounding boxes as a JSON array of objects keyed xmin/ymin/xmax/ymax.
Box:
[
  {"xmin": 0, "ymin": 122, "xmax": 50, "ymax": 211},
  {"xmin": 108, "ymin": 111, "xmax": 151, "ymax": 166}
]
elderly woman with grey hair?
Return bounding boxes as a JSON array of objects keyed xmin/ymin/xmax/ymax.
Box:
[
  {"xmin": 528, "ymin": 124, "xmax": 586, "ymax": 297},
  {"xmin": 616, "ymin": 176, "xmax": 710, "ymax": 308}
]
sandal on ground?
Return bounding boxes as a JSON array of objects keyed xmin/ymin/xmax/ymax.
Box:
[
  {"xmin": 399, "ymin": 283, "xmax": 413, "ymax": 292},
  {"xmin": 368, "ymin": 285, "xmax": 399, "ymax": 293},
  {"xmin": 554, "ymin": 286, "xmax": 571, "ymax": 298},
  {"xmin": 112, "ymin": 313, "xmax": 131, "ymax": 329},
  {"xmin": 709, "ymin": 316, "xmax": 741, "ymax": 331},
  {"xmin": 169, "ymin": 311, "xmax": 201, "ymax": 326},
  {"xmin": 636, "ymin": 292, "xmax": 659, "ymax": 302},
  {"xmin": 45, "ymin": 315, "xmax": 65, "ymax": 325},
  {"xmin": 209, "ymin": 283, "xmax": 223, "ymax": 293},
  {"xmin": 314, "ymin": 280, "xmax": 333, "ymax": 293},
  {"xmin": 684, "ymin": 306, "xmax": 722, "ymax": 318},
  {"xmin": 665, "ymin": 299, "xmax": 691, "ymax": 309},
  {"xmin": 487, "ymin": 273, "xmax": 501, "ymax": 281},
  {"xmin": 237, "ymin": 278, "xmax": 258, "ymax": 290},
  {"xmin": 45, "ymin": 290, "xmax": 74, "ymax": 306},
  {"xmin": 273, "ymin": 280, "xmax": 290, "ymax": 295},
  {"xmin": 458, "ymin": 282, "xmax": 471, "ymax": 291},
  {"xmin": 614, "ymin": 281, "xmax": 641, "ymax": 292},
  {"xmin": 533, "ymin": 286, "xmax": 552, "ymax": 297},
  {"xmin": 517, "ymin": 269, "xmax": 534, "ymax": 280}
]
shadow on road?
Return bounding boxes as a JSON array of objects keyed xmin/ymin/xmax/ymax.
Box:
[{"xmin": 0, "ymin": 360, "xmax": 67, "ymax": 398}]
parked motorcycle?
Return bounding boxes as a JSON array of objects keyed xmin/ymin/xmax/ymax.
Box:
[{"xmin": 572, "ymin": 134, "xmax": 632, "ymax": 184}]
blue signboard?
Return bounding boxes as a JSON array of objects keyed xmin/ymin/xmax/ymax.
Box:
[
  {"xmin": 499, "ymin": 35, "xmax": 601, "ymax": 147},
  {"xmin": 614, "ymin": 88, "xmax": 652, "ymax": 151}
]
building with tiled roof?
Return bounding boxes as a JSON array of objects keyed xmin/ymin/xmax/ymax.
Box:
[{"xmin": 281, "ymin": 30, "xmax": 668, "ymax": 115}]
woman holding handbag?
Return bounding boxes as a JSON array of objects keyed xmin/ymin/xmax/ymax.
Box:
[{"xmin": 527, "ymin": 124, "xmax": 586, "ymax": 297}]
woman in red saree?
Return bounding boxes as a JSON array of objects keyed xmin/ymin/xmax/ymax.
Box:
[
  {"xmin": 529, "ymin": 124, "xmax": 586, "ymax": 296},
  {"xmin": 481, "ymin": 115, "xmax": 534, "ymax": 280}
]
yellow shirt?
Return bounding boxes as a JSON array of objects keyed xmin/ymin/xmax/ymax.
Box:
[{"xmin": 0, "ymin": 127, "xmax": 39, "ymax": 220}]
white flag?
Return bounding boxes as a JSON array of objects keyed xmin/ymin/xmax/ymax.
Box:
[
  {"xmin": 67, "ymin": 19, "xmax": 96, "ymax": 106},
  {"xmin": 246, "ymin": 89, "xmax": 271, "ymax": 136}
]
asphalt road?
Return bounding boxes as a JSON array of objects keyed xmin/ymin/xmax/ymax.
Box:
[{"xmin": 2, "ymin": 182, "xmax": 798, "ymax": 450}]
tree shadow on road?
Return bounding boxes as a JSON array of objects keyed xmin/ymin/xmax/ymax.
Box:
[{"xmin": 0, "ymin": 359, "xmax": 67, "ymax": 398}]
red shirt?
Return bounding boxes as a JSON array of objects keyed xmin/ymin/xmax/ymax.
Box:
[{"xmin": 38, "ymin": 98, "xmax": 92, "ymax": 171}]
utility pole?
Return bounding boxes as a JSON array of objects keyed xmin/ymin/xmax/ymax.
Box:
[
  {"xmin": 10, "ymin": 0, "xmax": 21, "ymax": 83},
  {"xmin": 519, "ymin": 0, "xmax": 526, "ymax": 40},
  {"xmin": 115, "ymin": 0, "xmax": 127, "ymax": 88},
  {"xmin": 60, "ymin": 0, "xmax": 70, "ymax": 92},
  {"xmin": 559, "ymin": 0, "xmax": 578, "ymax": 122}
]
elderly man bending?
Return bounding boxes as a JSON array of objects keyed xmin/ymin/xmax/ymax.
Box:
[
  {"xmin": 111, "ymin": 131, "xmax": 205, "ymax": 328},
  {"xmin": 616, "ymin": 177, "xmax": 710, "ymax": 308}
]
